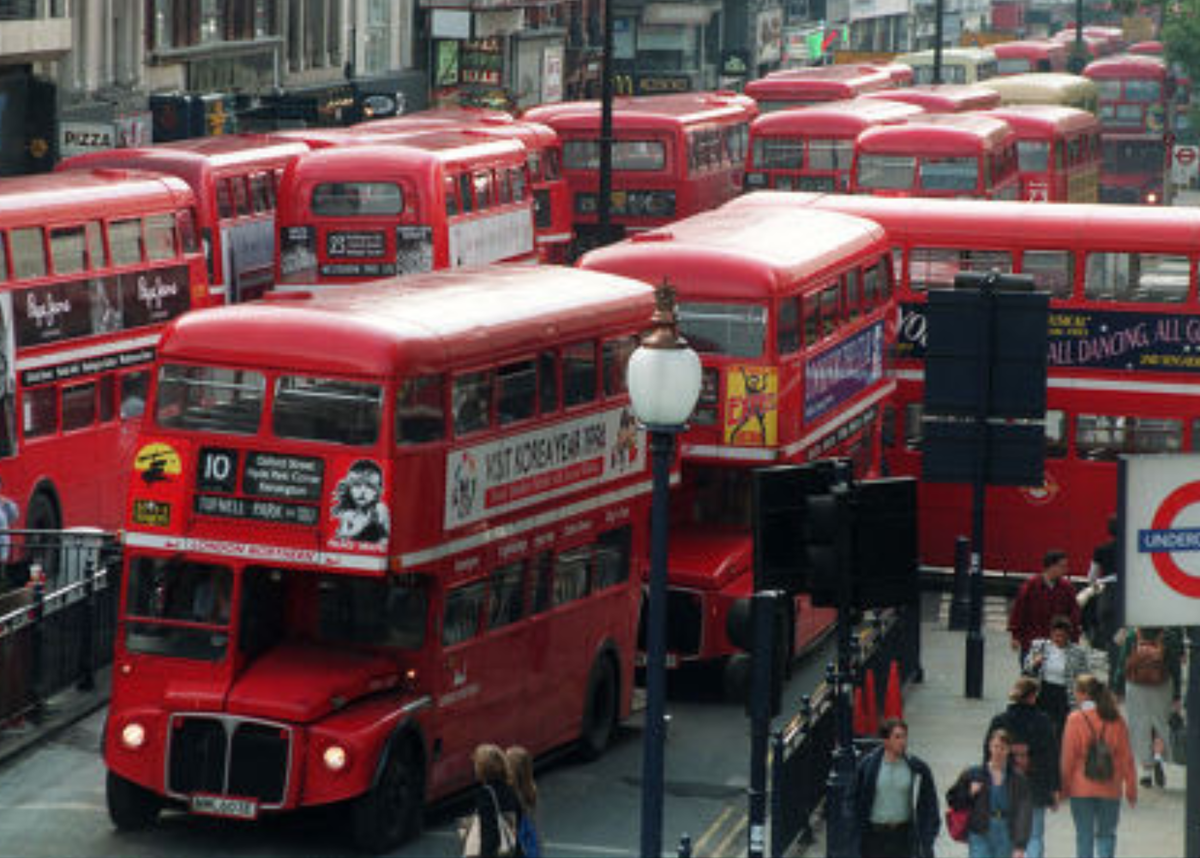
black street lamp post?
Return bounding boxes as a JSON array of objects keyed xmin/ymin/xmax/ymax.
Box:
[{"xmin": 626, "ymin": 283, "xmax": 702, "ymax": 858}]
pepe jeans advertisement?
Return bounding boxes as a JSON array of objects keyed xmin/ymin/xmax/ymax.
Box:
[
  {"xmin": 898, "ymin": 302, "xmax": 1200, "ymax": 372},
  {"xmin": 804, "ymin": 321, "xmax": 886, "ymax": 423},
  {"xmin": 444, "ymin": 406, "xmax": 643, "ymax": 530},
  {"xmin": 14, "ymin": 265, "xmax": 191, "ymax": 349}
]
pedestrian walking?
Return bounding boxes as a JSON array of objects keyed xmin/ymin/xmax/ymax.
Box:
[
  {"xmin": 1024, "ymin": 614, "xmax": 1090, "ymax": 740},
  {"xmin": 947, "ymin": 726, "xmax": 1032, "ymax": 858},
  {"xmin": 1060, "ymin": 674, "xmax": 1137, "ymax": 858},
  {"xmin": 984, "ymin": 677, "xmax": 1059, "ymax": 858},
  {"xmin": 506, "ymin": 745, "xmax": 541, "ymax": 857},
  {"xmin": 1113, "ymin": 626, "xmax": 1183, "ymax": 789},
  {"xmin": 1083, "ymin": 515, "xmax": 1121, "ymax": 685},
  {"xmin": 1008, "ymin": 550, "xmax": 1081, "ymax": 670},
  {"xmin": 460, "ymin": 744, "xmax": 520, "ymax": 857},
  {"xmin": 854, "ymin": 718, "xmax": 941, "ymax": 858}
]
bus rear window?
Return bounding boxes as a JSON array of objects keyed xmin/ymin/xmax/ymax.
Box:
[
  {"xmin": 678, "ymin": 302, "xmax": 767, "ymax": 358},
  {"xmin": 311, "ymin": 182, "xmax": 404, "ymax": 217},
  {"xmin": 919, "ymin": 157, "xmax": 978, "ymax": 192},
  {"xmin": 857, "ymin": 155, "xmax": 916, "ymax": 190},
  {"xmin": 753, "ymin": 138, "xmax": 803, "ymax": 170},
  {"xmin": 273, "ymin": 376, "xmax": 382, "ymax": 446},
  {"xmin": 156, "ymin": 364, "xmax": 265, "ymax": 434},
  {"xmin": 563, "ymin": 139, "xmax": 666, "ymax": 171}
]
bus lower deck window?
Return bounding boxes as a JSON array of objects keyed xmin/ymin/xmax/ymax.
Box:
[
  {"xmin": 23, "ymin": 386, "xmax": 57, "ymax": 438},
  {"xmin": 61, "ymin": 382, "xmax": 97, "ymax": 432},
  {"xmin": 121, "ymin": 371, "xmax": 148, "ymax": 420}
]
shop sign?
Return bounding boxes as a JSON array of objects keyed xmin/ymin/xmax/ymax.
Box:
[
  {"xmin": 721, "ymin": 49, "xmax": 751, "ymax": 78},
  {"xmin": 636, "ymin": 74, "xmax": 691, "ymax": 95},
  {"xmin": 542, "ymin": 45, "xmax": 564, "ymax": 103},
  {"xmin": 431, "ymin": 8, "xmax": 471, "ymax": 39},
  {"xmin": 756, "ymin": 7, "xmax": 784, "ymax": 66},
  {"xmin": 59, "ymin": 122, "xmax": 116, "ymax": 158}
]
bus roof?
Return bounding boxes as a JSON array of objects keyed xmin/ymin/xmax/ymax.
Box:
[
  {"xmin": 58, "ymin": 134, "xmax": 311, "ymax": 177},
  {"xmin": 745, "ymin": 66, "xmax": 892, "ymax": 101},
  {"xmin": 523, "ymin": 92, "xmax": 757, "ymax": 130},
  {"xmin": 983, "ymin": 105, "xmax": 1099, "ymax": 137},
  {"xmin": 578, "ymin": 206, "xmax": 886, "ymax": 299},
  {"xmin": 895, "ymin": 46, "xmax": 996, "ymax": 64},
  {"xmin": 992, "ymin": 40, "xmax": 1068, "ymax": 61},
  {"xmin": 1084, "ymin": 55, "xmax": 1167, "ymax": 80},
  {"xmin": 159, "ymin": 266, "xmax": 654, "ymax": 377},
  {"xmin": 0, "ymin": 169, "xmax": 195, "ymax": 222},
  {"xmin": 357, "ymin": 106, "xmax": 515, "ymax": 131},
  {"xmin": 855, "ymin": 113, "xmax": 1014, "ymax": 154},
  {"xmin": 977, "ymin": 72, "xmax": 1097, "ymax": 105},
  {"xmin": 726, "ymin": 191, "xmax": 1200, "ymax": 255},
  {"xmin": 1129, "ymin": 41, "xmax": 1164, "ymax": 56},
  {"xmin": 751, "ymin": 98, "xmax": 924, "ymax": 136},
  {"xmin": 861, "ymin": 84, "xmax": 1001, "ymax": 112}
]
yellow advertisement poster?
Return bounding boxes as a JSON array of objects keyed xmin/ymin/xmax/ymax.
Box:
[{"xmin": 723, "ymin": 366, "xmax": 778, "ymax": 447}]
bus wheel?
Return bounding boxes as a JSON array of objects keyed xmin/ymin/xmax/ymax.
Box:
[
  {"xmin": 578, "ymin": 655, "xmax": 617, "ymax": 761},
  {"xmin": 106, "ymin": 770, "xmax": 160, "ymax": 831},
  {"xmin": 25, "ymin": 490, "xmax": 60, "ymax": 585},
  {"xmin": 351, "ymin": 737, "xmax": 424, "ymax": 853}
]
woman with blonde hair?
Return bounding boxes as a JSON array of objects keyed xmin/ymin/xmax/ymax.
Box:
[
  {"xmin": 462, "ymin": 743, "xmax": 521, "ymax": 857},
  {"xmin": 506, "ymin": 745, "xmax": 541, "ymax": 857},
  {"xmin": 1060, "ymin": 674, "xmax": 1137, "ymax": 858}
]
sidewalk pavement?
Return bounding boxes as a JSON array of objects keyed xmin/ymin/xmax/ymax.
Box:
[
  {"xmin": 803, "ymin": 593, "xmax": 1185, "ymax": 857},
  {"xmin": 0, "ymin": 665, "xmax": 109, "ymax": 770}
]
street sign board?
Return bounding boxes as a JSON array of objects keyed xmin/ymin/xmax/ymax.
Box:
[{"xmin": 1122, "ymin": 453, "xmax": 1200, "ymax": 625}]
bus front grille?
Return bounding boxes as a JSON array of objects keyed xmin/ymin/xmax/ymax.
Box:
[{"xmin": 167, "ymin": 714, "xmax": 291, "ymax": 807}]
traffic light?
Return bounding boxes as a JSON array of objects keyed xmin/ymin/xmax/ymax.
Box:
[
  {"xmin": 805, "ymin": 484, "xmax": 852, "ymax": 609},
  {"xmin": 724, "ymin": 591, "xmax": 789, "ymax": 719}
]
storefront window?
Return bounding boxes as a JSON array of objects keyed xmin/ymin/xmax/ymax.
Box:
[
  {"xmin": 200, "ymin": 0, "xmax": 223, "ymax": 44},
  {"xmin": 153, "ymin": 0, "xmax": 174, "ymax": 48},
  {"xmin": 363, "ymin": 0, "xmax": 392, "ymax": 74}
]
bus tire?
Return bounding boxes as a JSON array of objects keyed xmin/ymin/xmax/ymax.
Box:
[
  {"xmin": 578, "ymin": 653, "xmax": 618, "ymax": 761},
  {"xmin": 106, "ymin": 770, "xmax": 160, "ymax": 831},
  {"xmin": 25, "ymin": 489, "xmax": 61, "ymax": 584},
  {"xmin": 351, "ymin": 735, "xmax": 424, "ymax": 853}
]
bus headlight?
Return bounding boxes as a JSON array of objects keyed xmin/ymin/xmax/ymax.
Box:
[
  {"xmin": 744, "ymin": 172, "xmax": 767, "ymax": 189},
  {"xmin": 1146, "ymin": 191, "xmax": 1160, "ymax": 204},
  {"xmin": 121, "ymin": 722, "xmax": 146, "ymax": 750},
  {"xmin": 323, "ymin": 744, "xmax": 349, "ymax": 772}
]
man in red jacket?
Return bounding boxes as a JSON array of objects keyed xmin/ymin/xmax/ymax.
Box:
[{"xmin": 1008, "ymin": 549, "xmax": 1081, "ymax": 667}]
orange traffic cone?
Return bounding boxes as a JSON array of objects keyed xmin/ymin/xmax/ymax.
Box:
[
  {"xmin": 883, "ymin": 660, "xmax": 904, "ymax": 721},
  {"xmin": 863, "ymin": 666, "xmax": 880, "ymax": 737},
  {"xmin": 853, "ymin": 686, "xmax": 868, "ymax": 736}
]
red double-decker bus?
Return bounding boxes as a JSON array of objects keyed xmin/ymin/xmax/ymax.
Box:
[
  {"xmin": 0, "ymin": 170, "xmax": 209, "ymax": 539},
  {"xmin": 274, "ymin": 132, "xmax": 536, "ymax": 287},
  {"xmin": 993, "ymin": 40, "xmax": 1069, "ymax": 75},
  {"xmin": 354, "ymin": 111, "xmax": 571, "ymax": 263},
  {"xmin": 1084, "ymin": 55, "xmax": 1171, "ymax": 204},
  {"xmin": 523, "ymin": 92, "xmax": 757, "ymax": 254},
  {"xmin": 851, "ymin": 114, "xmax": 1020, "ymax": 200},
  {"xmin": 728, "ymin": 190, "xmax": 1200, "ymax": 576},
  {"xmin": 984, "ymin": 105, "xmax": 1101, "ymax": 202},
  {"xmin": 862, "ymin": 84, "xmax": 1002, "ymax": 114},
  {"xmin": 745, "ymin": 99, "xmax": 924, "ymax": 193},
  {"xmin": 580, "ymin": 204, "xmax": 895, "ymax": 684},
  {"xmin": 744, "ymin": 65, "xmax": 894, "ymax": 112},
  {"xmin": 106, "ymin": 265, "xmax": 655, "ymax": 849},
  {"xmin": 58, "ymin": 135, "xmax": 309, "ymax": 304}
]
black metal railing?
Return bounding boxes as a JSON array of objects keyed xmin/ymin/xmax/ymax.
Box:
[
  {"xmin": 769, "ymin": 601, "xmax": 921, "ymax": 857},
  {"xmin": 0, "ymin": 530, "xmax": 120, "ymax": 727}
]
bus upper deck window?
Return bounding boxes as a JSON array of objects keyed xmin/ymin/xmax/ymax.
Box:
[
  {"xmin": 444, "ymin": 176, "xmax": 459, "ymax": 216},
  {"xmin": 1022, "ymin": 250, "xmax": 1075, "ymax": 299},
  {"xmin": 510, "ymin": 168, "xmax": 526, "ymax": 202},
  {"xmin": 250, "ymin": 174, "xmax": 272, "ymax": 212},
  {"xmin": 10, "ymin": 227, "xmax": 46, "ymax": 280},
  {"xmin": 50, "ymin": 225, "xmax": 87, "ymax": 275},
  {"xmin": 497, "ymin": 359, "xmax": 537, "ymax": 425},
  {"xmin": 459, "ymin": 175, "xmax": 474, "ymax": 213},
  {"xmin": 776, "ymin": 297, "xmax": 801, "ymax": 355},
  {"xmin": 562, "ymin": 341, "xmax": 597, "ymax": 407},
  {"xmin": 177, "ymin": 208, "xmax": 200, "ymax": 254},
  {"xmin": 273, "ymin": 376, "xmax": 382, "ymax": 446},
  {"xmin": 145, "ymin": 214, "xmax": 178, "ymax": 262},
  {"xmin": 311, "ymin": 182, "xmax": 402, "ymax": 217},
  {"xmin": 453, "ymin": 371, "xmax": 493, "ymax": 436},
  {"xmin": 473, "ymin": 172, "xmax": 493, "ymax": 209},
  {"xmin": 396, "ymin": 375, "xmax": 445, "ymax": 445},
  {"xmin": 602, "ymin": 337, "xmax": 637, "ymax": 397},
  {"xmin": 216, "ymin": 180, "xmax": 234, "ymax": 219},
  {"xmin": 496, "ymin": 170, "xmax": 512, "ymax": 205},
  {"xmin": 109, "ymin": 219, "xmax": 143, "ymax": 267},
  {"xmin": 820, "ymin": 284, "xmax": 840, "ymax": 337},
  {"xmin": 231, "ymin": 177, "xmax": 251, "ymax": 216},
  {"xmin": 539, "ymin": 351, "xmax": 559, "ymax": 414}
]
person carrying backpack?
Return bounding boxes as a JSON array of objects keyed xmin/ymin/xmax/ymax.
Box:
[
  {"xmin": 1113, "ymin": 626, "xmax": 1183, "ymax": 788},
  {"xmin": 1060, "ymin": 674, "xmax": 1137, "ymax": 858},
  {"xmin": 505, "ymin": 745, "xmax": 541, "ymax": 858}
]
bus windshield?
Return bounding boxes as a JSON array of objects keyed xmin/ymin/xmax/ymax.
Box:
[
  {"xmin": 124, "ymin": 557, "xmax": 233, "ymax": 661},
  {"xmin": 677, "ymin": 302, "xmax": 767, "ymax": 357}
]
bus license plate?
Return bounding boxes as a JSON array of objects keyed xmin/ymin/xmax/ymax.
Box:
[{"xmin": 190, "ymin": 794, "xmax": 258, "ymax": 820}]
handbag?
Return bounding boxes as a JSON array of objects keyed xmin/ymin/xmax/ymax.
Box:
[
  {"xmin": 1125, "ymin": 631, "xmax": 1168, "ymax": 686},
  {"xmin": 459, "ymin": 786, "xmax": 517, "ymax": 858},
  {"xmin": 945, "ymin": 805, "xmax": 971, "ymax": 843}
]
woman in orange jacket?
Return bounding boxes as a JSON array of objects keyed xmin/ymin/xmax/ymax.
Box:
[{"xmin": 1060, "ymin": 674, "xmax": 1137, "ymax": 858}]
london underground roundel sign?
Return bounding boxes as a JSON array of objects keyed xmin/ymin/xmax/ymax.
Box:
[{"xmin": 1125, "ymin": 454, "xmax": 1200, "ymax": 626}]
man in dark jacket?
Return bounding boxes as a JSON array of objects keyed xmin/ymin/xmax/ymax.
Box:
[
  {"xmin": 984, "ymin": 677, "xmax": 1059, "ymax": 858},
  {"xmin": 1008, "ymin": 549, "xmax": 1080, "ymax": 667},
  {"xmin": 855, "ymin": 718, "xmax": 941, "ymax": 858}
]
